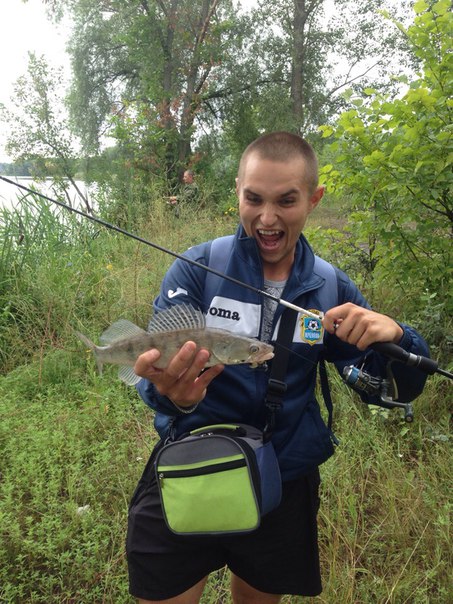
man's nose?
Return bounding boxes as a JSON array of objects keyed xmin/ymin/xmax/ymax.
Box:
[{"xmin": 260, "ymin": 204, "xmax": 278, "ymax": 226}]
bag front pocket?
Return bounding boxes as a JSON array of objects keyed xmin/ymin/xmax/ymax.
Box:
[{"xmin": 156, "ymin": 435, "xmax": 261, "ymax": 535}]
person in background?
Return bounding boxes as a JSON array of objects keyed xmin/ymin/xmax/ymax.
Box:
[
  {"xmin": 168, "ymin": 169, "xmax": 200, "ymax": 211},
  {"xmin": 127, "ymin": 132, "xmax": 429, "ymax": 604}
]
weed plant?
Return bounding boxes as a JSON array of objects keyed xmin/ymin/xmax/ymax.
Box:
[{"xmin": 0, "ymin": 194, "xmax": 451, "ymax": 602}]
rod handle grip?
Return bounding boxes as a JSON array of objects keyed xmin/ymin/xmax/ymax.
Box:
[{"xmin": 370, "ymin": 342, "xmax": 438, "ymax": 375}]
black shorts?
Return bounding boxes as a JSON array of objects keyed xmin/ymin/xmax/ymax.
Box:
[{"xmin": 126, "ymin": 443, "xmax": 322, "ymax": 601}]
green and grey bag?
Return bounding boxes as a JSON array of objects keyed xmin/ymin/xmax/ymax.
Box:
[{"xmin": 155, "ymin": 423, "xmax": 282, "ymax": 535}]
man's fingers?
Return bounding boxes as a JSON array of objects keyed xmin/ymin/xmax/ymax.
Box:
[
  {"xmin": 340, "ymin": 321, "xmax": 368, "ymax": 350},
  {"xmin": 165, "ymin": 343, "xmax": 215, "ymax": 388},
  {"xmin": 325, "ymin": 305, "xmax": 374, "ymax": 349},
  {"xmin": 134, "ymin": 349, "xmax": 162, "ymax": 378},
  {"xmin": 194, "ymin": 364, "xmax": 225, "ymax": 389},
  {"xmin": 133, "ymin": 339, "xmax": 226, "ymax": 406},
  {"xmin": 168, "ymin": 364, "xmax": 225, "ymax": 406},
  {"xmin": 323, "ymin": 303, "xmax": 403, "ymax": 351},
  {"xmin": 164, "ymin": 341, "xmax": 201, "ymax": 380}
]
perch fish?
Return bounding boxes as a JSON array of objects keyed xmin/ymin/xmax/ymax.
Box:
[{"xmin": 77, "ymin": 303, "xmax": 274, "ymax": 386}]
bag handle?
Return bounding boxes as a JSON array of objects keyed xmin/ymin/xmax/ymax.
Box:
[
  {"xmin": 189, "ymin": 424, "xmax": 246, "ymax": 436},
  {"xmin": 263, "ymin": 308, "xmax": 299, "ymax": 440}
]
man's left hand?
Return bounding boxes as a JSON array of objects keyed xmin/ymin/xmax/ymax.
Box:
[{"xmin": 323, "ymin": 303, "xmax": 403, "ymax": 351}]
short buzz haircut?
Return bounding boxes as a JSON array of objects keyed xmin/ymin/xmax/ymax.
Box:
[{"xmin": 237, "ymin": 132, "xmax": 319, "ymax": 194}]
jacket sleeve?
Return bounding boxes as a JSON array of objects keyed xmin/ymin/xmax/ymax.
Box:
[
  {"xmin": 324, "ymin": 268, "xmax": 430, "ymax": 404},
  {"xmin": 136, "ymin": 378, "xmax": 200, "ymax": 416}
]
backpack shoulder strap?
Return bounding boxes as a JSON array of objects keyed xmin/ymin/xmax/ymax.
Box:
[
  {"xmin": 263, "ymin": 307, "xmax": 298, "ymax": 440},
  {"xmin": 313, "ymin": 255, "xmax": 340, "ymax": 446},
  {"xmin": 313, "ymin": 255, "xmax": 338, "ymax": 310},
  {"xmin": 204, "ymin": 235, "xmax": 235, "ymax": 305}
]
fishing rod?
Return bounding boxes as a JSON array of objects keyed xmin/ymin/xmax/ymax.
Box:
[
  {"xmin": 1, "ymin": 174, "xmax": 452, "ymax": 383},
  {"xmin": 0, "ymin": 175, "xmax": 318, "ymax": 318}
]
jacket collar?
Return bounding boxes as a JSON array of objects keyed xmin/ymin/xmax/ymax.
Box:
[{"xmin": 234, "ymin": 224, "xmax": 325, "ymax": 298}]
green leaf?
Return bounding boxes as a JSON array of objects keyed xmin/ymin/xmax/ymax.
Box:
[
  {"xmin": 320, "ymin": 126, "xmax": 334, "ymax": 138},
  {"xmin": 414, "ymin": 0, "xmax": 429, "ymax": 14},
  {"xmin": 414, "ymin": 160, "xmax": 424, "ymax": 173}
]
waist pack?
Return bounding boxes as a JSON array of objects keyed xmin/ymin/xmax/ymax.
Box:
[{"xmin": 155, "ymin": 424, "xmax": 282, "ymax": 535}]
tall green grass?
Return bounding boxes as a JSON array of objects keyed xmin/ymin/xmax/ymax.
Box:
[{"xmin": 0, "ymin": 192, "xmax": 451, "ymax": 602}]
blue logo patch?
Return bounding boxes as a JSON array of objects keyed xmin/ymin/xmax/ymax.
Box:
[{"xmin": 300, "ymin": 312, "xmax": 323, "ymax": 346}]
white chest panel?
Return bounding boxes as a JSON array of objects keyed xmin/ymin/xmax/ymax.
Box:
[{"xmin": 205, "ymin": 296, "xmax": 261, "ymax": 338}]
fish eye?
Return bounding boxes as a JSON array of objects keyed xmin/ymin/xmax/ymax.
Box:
[{"xmin": 249, "ymin": 344, "xmax": 259, "ymax": 354}]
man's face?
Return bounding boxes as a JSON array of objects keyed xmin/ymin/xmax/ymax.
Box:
[
  {"xmin": 183, "ymin": 171, "xmax": 193, "ymax": 184},
  {"xmin": 236, "ymin": 154, "xmax": 323, "ymax": 280}
]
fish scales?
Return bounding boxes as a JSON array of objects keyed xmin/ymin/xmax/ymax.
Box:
[{"xmin": 76, "ymin": 303, "xmax": 274, "ymax": 386}]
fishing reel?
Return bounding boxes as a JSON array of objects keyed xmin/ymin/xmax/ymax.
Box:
[{"xmin": 342, "ymin": 363, "xmax": 414, "ymax": 422}]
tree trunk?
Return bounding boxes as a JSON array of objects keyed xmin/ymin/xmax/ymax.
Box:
[
  {"xmin": 178, "ymin": 0, "xmax": 219, "ymax": 168},
  {"xmin": 291, "ymin": 0, "xmax": 308, "ymax": 130}
]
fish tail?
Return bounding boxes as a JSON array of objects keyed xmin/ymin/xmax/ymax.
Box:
[
  {"xmin": 75, "ymin": 331, "xmax": 94, "ymax": 350},
  {"xmin": 76, "ymin": 331, "xmax": 104, "ymax": 376}
]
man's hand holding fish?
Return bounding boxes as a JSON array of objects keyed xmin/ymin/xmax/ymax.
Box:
[{"xmin": 133, "ymin": 340, "xmax": 224, "ymax": 408}]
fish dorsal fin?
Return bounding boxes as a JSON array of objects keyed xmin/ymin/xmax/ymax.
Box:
[
  {"xmin": 100, "ymin": 319, "xmax": 146, "ymax": 345},
  {"xmin": 148, "ymin": 304, "xmax": 205, "ymax": 334},
  {"xmin": 118, "ymin": 366, "xmax": 142, "ymax": 386}
]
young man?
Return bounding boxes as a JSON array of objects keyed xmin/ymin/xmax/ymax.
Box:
[{"xmin": 127, "ymin": 132, "xmax": 429, "ymax": 603}]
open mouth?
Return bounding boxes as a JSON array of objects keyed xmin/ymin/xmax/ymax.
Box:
[
  {"xmin": 248, "ymin": 350, "xmax": 275, "ymax": 367},
  {"xmin": 257, "ymin": 229, "xmax": 284, "ymax": 251}
]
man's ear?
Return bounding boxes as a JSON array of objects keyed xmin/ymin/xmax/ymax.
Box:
[{"xmin": 309, "ymin": 185, "xmax": 325, "ymax": 210}]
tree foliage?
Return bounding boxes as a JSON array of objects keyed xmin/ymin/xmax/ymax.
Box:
[
  {"xmin": 319, "ymin": 0, "xmax": 452, "ymax": 321},
  {"xmin": 0, "ymin": 53, "xmax": 92, "ymax": 212},
  {"xmin": 49, "ymin": 0, "xmax": 250, "ymax": 182},
  {"xmin": 37, "ymin": 0, "xmax": 416, "ymax": 187},
  {"xmin": 216, "ymin": 0, "xmax": 415, "ymax": 141}
]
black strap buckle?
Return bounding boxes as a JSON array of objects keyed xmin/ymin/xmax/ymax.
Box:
[
  {"xmin": 267, "ymin": 378, "xmax": 287, "ymax": 396},
  {"xmin": 265, "ymin": 378, "xmax": 287, "ymax": 407},
  {"xmin": 264, "ymin": 379, "xmax": 287, "ymax": 441}
]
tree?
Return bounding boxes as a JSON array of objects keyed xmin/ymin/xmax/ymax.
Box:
[
  {"xmin": 224, "ymin": 1, "xmax": 413, "ymax": 131},
  {"xmin": 319, "ymin": 0, "xmax": 452, "ymax": 317},
  {"xmin": 45, "ymin": 1, "xmax": 414, "ymax": 177},
  {"xmin": 197, "ymin": 0, "xmax": 417, "ymax": 198},
  {"xmin": 14, "ymin": 0, "xmax": 420, "ymax": 212},
  {"xmin": 44, "ymin": 0, "xmax": 251, "ymax": 183},
  {"xmin": 0, "ymin": 53, "xmax": 92, "ymax": 212}
]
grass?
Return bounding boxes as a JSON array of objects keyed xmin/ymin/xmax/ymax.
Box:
[
  {"xmin": 1, "ymin": 357, "xmax": 450, "ymax": 603},
  {"xmin": 0, "ymin": 193, "xmax": 451, "ymax": 602}
]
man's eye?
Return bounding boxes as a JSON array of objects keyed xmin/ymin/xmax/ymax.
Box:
[
  {"xmin": 281, "ymin": 198, "xmax": 295, "ymax": 205},
  {"xmin": 246, "ymin": 195, "xmax": 261, "ymax": 203}
]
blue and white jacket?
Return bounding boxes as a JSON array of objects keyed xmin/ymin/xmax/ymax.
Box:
[{"xmin": 137, "ymin": 226, "xmax": 429, "ymax": 480}]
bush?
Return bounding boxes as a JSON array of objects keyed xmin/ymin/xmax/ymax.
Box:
[{"xmin": 319, "ymin": 1, "xmax": 452, "ymax": 333}]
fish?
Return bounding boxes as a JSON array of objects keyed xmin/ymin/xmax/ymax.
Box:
[{"xmin": 76, "ymin": 303, "xmax": 274, "ymax": 386}]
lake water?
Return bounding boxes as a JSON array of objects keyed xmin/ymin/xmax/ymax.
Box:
[{"xmin": 0, "ymin": 176, "xmax": 96, "ymax": 214}]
